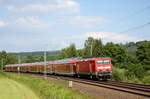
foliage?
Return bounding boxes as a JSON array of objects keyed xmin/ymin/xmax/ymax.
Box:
[
  {"xmin": 0, "ymin": 51, "xmax": 17, "ymax": 69},
  {"xmin": 25, "ymin": 55, "xmax": 44, "ymax": 63},
  {"xmin": 1, "ymin": 72, "xmax": 91, "ymax": 99},
  {"xmin": 10, "ymin": 51, "xmax": 60, "ymax": 63},
  {"xmin": 77, "ymin": 49, "xmax": 84, "ymax": 57},
  {"xmin": 142, "ymin": 75, "xmax": 150, "ymax": 84},
  {"xmin": 104, "ymin": 42, "xmax": 127, "ymax": 65},
  {"xmin": 59, "ymin": 43, "xmax": 77, "ymax": 59},
  {"xmin": 124, "ymin": 42, "xmax": 137, "ymax": 55},
  {"xmin": 125, "ymin": 53, "xmax": 137, "ymax": 64},
  {"xmin": 112, "ymin": 67, "xmax": 127, "ymax": 81},
  {"xmin": 83, "ymin": 37, "xmax": 104, "ymax": 57},
  {"xmin": 128, "ymin": 77, "xmax": 141, "ymax": 84},
  {"xmin": 83, "ymin": 37, "xmax": 94, "ymax": 57},
  {"xmin": 6, "ymin": 54, "xmax": 18, "ymax": 64},
  {"xmin": 92, "ymin": 39, "xmax": 104, "ymax": 57},
  {"xmin": 136, "ymin": 40, "xmax": 150, "ymax": 70},
  {"xmin": 125, "ymin": 63, "xmax": 145, "ymax": 79}
]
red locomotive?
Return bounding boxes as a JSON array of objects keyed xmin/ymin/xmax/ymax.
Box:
[
  {"xmin": 76, "ymin": 58, "xmax": 112, "ymax": 80},
  {"xmin": 5, "ymin": 57, "xmax": 112, "ymax": 80}
]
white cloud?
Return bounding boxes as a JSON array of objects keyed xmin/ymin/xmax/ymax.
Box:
[
  {"xmin": 7, "ymin": 0, "xmax": 80, "ymax": 14},
  {"xmin": 69, "ymin": 16, "xmax": 105, "ymax": 28},
  {"xmin": 0, "ymin": 20, "xmax": 8, "ymax": 27},
  {"xmin": 15, "ymin": 16, "xmax": 47, "ymax": 28},
  {"xmin": 5, "ymin": 0, "xmax": 105, "ymax": 29},
  {"xmin": 86, "ymin": 32, "xmax": 139, "ymax": 43}
]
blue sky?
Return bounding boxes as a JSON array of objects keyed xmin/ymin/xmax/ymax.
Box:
[{"xmin": 0, "ymin": 0, "xmax": 150, "ymax": 52}]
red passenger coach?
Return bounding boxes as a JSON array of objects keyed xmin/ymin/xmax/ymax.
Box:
[
  {"xmin": 76, "ymin": 58, "xmax": 112, "ymax": 80},
  {"xmin": 53, "ymin": 58, "xmax": 79, "ymax": 76},
  {"xmin": 5, "ymin": 57, "xmax": 112, "ymax": 81}
]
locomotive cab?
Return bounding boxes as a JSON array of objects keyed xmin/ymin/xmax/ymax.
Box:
[{"xmin": 95, "ymin": 58, "xmax": 112, "ymax": 80}]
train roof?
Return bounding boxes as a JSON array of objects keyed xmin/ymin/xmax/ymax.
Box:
[
  {"xmin": 79, "ymin": 57, "xmax": 111, "ymax": 62},
  {"xmin": 5, "ymin": 62, "xmax": 45, "ymax": 67},
  {"xmin": 5, "ymin": 58, "xmax": 80, "ymax": 67},
  {"xmin": 52, "ymin": 58, "xmax": 79, "ymax": 64}
]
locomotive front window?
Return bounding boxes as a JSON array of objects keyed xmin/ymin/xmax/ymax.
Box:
[{"xmin": 97, "ymin": 60, "xmax": 110, "ymax": 64}]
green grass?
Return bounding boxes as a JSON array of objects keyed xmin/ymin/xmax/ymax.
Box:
[
  {"xmin": 0, "ymin": 72, "xmax": 92, "ymax": 99},
  {"xmin": 0, "ymin": 77, "xmax": 39, "ymax": 99}
]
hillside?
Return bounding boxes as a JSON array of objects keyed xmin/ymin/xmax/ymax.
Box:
[
  {"xmin": 9, "ymin": 50, "xmax": 60, "ymax": 62},
  {"xmin": 11, "ymin": 50, "xmax": 60, "ymax": 57}
]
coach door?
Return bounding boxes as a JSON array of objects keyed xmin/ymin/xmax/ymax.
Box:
[
  {"xmin": 70, "ymin": 64, "xmax": 74, "ymax": 75},
  {"xmin": 89, "ymin": 62, "xmax": 92, "ymax": 78}
]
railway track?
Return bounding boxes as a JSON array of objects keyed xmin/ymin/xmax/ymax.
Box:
[
  {"xmin": 42, "ymin": 75, "xmax": 150, "ymax": 98},
  {"xmin": 104, "ymin": 80, "xmax": 150, "ymax": 92}
]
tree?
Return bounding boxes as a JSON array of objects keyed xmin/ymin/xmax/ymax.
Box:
[
  {"xmin": 125, "ymin": 53, "xmax": 137, "ymax": 68},
  {"xmin": 59, "ymin": 48, "xmax": 68, "ymax": 59},
  {"xmin": 25, "ymin": 55, "xmax": 36, "ymax": 63},
  {"xmin": 83, "ymin": 37, "xmax": 94, "ymax": 57},
  {"xmin": 0, "ymin": 51, "xmax": 7, "ymax": 69},
  {"xmin": 5, "ymin": 54, "xmax": 17, "ymax": 64},
  {"xmin": 67, "ymin": 44, "xmax": 77, "ymax": 57},
  {"xmin": 83, "ymin": 37, "xmax": 104, "ymax": 57},
  {"xmin": 126, "ymin": 63, "xmax": 145, "ymax": 78},
  {"xmin": 92, "ymin": 39, "xmax": 104, "ymax": 57},
  {"xmin": 136, "ymin": 41, "xmax": 150, "ymax": 70},
  {"xmin": 59, "ymin": 43, "xmax": 77, "ymax": 59},
  {"xmin": 38, "ymin": 55, "xmax": 44, "ymax": 61},
  {"xmin": 77, "ymin": 49, "xmax": 84, "ymax": 57},
  {"xmin": 125, "ymin": 42, "xmax": 137, "ymax": 55},
  {"xmin": 0, "ymin": 51, "xmax": 17, "ymax": 69},
  {"xmin": 104, "ymin": 42, "xmax": 127, "ymax": 65}
]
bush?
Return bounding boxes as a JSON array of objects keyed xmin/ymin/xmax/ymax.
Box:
[
  {"xmin": 112, "ymin": 67, "xmax": 127, "ymax": 81},
  {"xmin": 126, "ymin": 63, "xmax": 145, "ymax": 79},
  {"xmin": 142, "ymin": 76, "xmax": 150, "ymax": 84},
  {"xmin": 127, "ymin": 76, "xmax": 142, "ymax": 84}
]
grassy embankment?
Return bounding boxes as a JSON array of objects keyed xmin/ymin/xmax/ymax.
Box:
[
  {"xmin": 0, "ymin": 73, "xmax": 39, "ymax": 99},
  {"xmin": 0, "ymin": 72, "xmax": 92, "ymax": 99}
]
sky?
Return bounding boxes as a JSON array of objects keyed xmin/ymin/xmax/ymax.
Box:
[{"xmin": 0, "ymin": 0, "xmax": 150, "ymax": 52}]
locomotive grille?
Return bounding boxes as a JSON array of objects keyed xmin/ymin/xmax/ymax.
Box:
[{"xmin": 98, "ymin": 71, "xmax": 112, "ymax": 76}]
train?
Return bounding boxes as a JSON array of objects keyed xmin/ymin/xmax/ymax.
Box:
[{"xmin": 5, "ymin": 57, "xmax": 112, "ymax": 80}]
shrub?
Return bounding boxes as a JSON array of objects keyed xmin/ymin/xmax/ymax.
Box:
[
  {"xmin": 126, "ymin": 63, "xmax": 145, "ymax": 79},
  {"xmin": 142, "ymin": 75, "xmax": 150, "ymax": 84},
  {"xmin": 127, "ymin": 76, "xmax": 142, "ymax": 84},
  {"xmin": 112, "ymin": 67, "xmax": 127, "ymax": 81}
]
